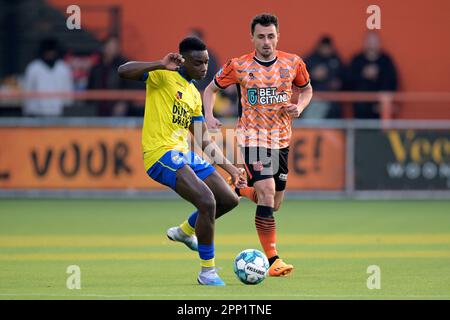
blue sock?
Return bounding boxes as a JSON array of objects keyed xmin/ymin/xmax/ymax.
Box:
[
  {"xmin": 188, "ymin": 211, "xmax": 198, "ymax": 229},
  {"xmin": 198, "ymin": 243, "xmax": 215, "ymax": 267}
]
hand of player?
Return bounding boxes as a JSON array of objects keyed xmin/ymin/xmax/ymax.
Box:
[
  {"xmin": 161, "ymin": 53, "xmax": 185, "ymax": 71},
  {"xmin": 205, "ymin": 115, "xmax": 222, "ymax": 129},
  {"xmin": 285, "ymin": 104, "xmax": 302, "ymax": 118},
  {"xmin": 229, "ymin": 167, "xmax": 247, "ymax": 189}
]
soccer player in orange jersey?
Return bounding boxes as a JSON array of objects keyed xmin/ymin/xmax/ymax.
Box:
[{"xmin": 204, "ymin": 13, "xmax": 313, "ymax": 276}]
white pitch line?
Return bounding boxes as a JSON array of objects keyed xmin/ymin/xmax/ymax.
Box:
[{"xmin": 0, "ymin": 293, "xmax": 449, "ymax": 299}]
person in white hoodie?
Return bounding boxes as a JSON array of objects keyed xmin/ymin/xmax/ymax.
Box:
[{"xmin": 23, "ymin": 38, "xmax": 74, "ymax": 117}]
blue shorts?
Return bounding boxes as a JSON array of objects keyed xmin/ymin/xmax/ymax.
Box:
[{"xmin": 146, "ymin": 150, "xmax": 216, "ymax": 190}]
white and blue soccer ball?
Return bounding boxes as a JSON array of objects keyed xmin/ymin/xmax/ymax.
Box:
[{"xmin": 233, "ymin": 249, "xmax": 269, "ymax": 285}]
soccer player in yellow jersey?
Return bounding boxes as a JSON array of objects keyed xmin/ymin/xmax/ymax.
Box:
[{"xmin": 118, "ymin": 37, "xmax": 246, "ymax": 286}]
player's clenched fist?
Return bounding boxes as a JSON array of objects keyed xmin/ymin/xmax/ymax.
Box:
[
  {"xmin": 284, "ymin": 103, "xmax": 302, "ymax": 118},
  {"xmin": 161, "ymin": 53, "xmax": 185, "ymax": 71},
  {"xmin": 205, "ymin": 115, "xmax": 222, "ymax": 129},
  {"xmin": 230, "ymin": 167, "xmax": 247, "ymax": 189}
]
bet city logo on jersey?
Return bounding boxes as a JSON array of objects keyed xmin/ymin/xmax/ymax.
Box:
[{"xmin": 247, "ymin": 87, "xmax": 288, "ymax": 106}]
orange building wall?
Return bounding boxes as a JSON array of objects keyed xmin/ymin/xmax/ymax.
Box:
[{"xmin": 51, "ymin": 0, "xmax": 450, "ymax": 118}]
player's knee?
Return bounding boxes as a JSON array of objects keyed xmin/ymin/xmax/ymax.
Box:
[
  {"xmin": 196, "ymin": 190, "xmax": 216, "ymax": 214},
  {"xmin": 226, "ymin": 192, "xmax": 240, "ymax": 211},
  {"xmin": 256, "ymin": 186, "xmax": 276, "ymax": 205},
  {"xmin": 216, "ymin": 191, "xmax": 239, "ymax": 214},
  {"xmin": 230, "ymin": 193, "xmax": 239, "ymax": 209}
]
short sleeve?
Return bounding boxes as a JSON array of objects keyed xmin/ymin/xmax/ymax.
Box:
[
  {"xmin": 214, "ymin": 59, "xmax": 237, "ymax": 89},
  {"xmin": 293, "ymin": 59, "xmax": 310, "ymax": 88},
  {"xmin": 145, "ymin": 69, "xmax": 166, "ymax": 87}
]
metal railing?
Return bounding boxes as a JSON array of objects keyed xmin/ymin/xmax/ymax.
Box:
[
  {"xmin": 0, "ymin": 91, "xmax": 449, "ymax": 199},
  {"xmin": 1, "ymin": 90, "xmax": 449, "ymax": 119}
]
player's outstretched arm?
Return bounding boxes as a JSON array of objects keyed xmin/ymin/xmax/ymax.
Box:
[
  {"xmin": 189, "ymin": 121, "xmax": 246, "ymax": 188},
  {"xmin": 117, "ymin": 53, "xmax": 185, "ymax": 81},
  {"xmin": 203, "ymin": 81, "xmax": 223, "ymax": 129}
]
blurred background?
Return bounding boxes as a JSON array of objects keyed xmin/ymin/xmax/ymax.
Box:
[
  {"xmin": 1, "ymin": 0, "xmax": 450, "ymax": 301},
  {"xmin": 0, "ymin": 0, "xmax": 449, "ymax": 199}
]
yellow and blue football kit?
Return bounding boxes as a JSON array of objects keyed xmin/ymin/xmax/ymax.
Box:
[{"xmin": 141, "ymin": 69, "xmax": 215, "ymax": 189}]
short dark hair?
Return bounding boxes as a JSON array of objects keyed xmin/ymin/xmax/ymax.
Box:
[
  {"xmin": 251, "ymin": 13, "xmax": 278, "ymax": 35},
  {"xmin": 179, "ymin": 37, "xmax": 207, "ymax": 54}
]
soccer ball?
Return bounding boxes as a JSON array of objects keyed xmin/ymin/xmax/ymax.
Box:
[{"xmin": 233, "ymin": 249, "xmax": 269, "ymax": 285}]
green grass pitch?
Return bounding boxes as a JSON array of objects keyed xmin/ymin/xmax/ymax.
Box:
[{"xmin": 0, "ymin": 199, "xmax": 449, "ymax": 300}]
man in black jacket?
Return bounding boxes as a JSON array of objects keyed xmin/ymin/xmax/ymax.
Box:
[
  {"xmin": 348, "ymin": 31, "xmax": 398, "ymax": 119},
  {"xmin": 88, "ymin": 37, "xmax": 143, "ymax": 116},
  {"xmin": 304, "ymin": 36, "xmax": 345, "ymax": 119}
]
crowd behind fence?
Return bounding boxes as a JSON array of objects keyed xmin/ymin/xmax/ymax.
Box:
[
  {"xmin": 0, "ymin": 91, "xmax": 449, "ymax": 199},
  {"xmin": 1, "ymin": 90, "xmax": 450, "ymax": 120}
]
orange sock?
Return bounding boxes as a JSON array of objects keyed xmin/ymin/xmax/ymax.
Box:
[
  {"xmin": 255, "ymin": 206, "xmax": 277, "ymax": 259},
  {"xmin": 236, "ymin": 187, "xmax": 258, "ymax": 204}
]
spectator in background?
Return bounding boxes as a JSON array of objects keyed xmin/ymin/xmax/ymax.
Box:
[
  {"xmin": 303, "ymin": 35, "xmax": 345, "ymax": 119},
  {"xmin": 347, "ymin": 31, "xmax": 398, "ymax": 119},
  {"xmin": 0, "ymin": 74, "xmax": 22, "ymax": 117},
  {"xmin": 87, "ymin": 36, "xmax": 143, "ymax": 117},
  {"xmin": 23, "ymin": 38, "xmax": 74, "ymax": 117},
  {"xmin": 65, "ymin": 52, "xmax": 98, "ymax": 91}
]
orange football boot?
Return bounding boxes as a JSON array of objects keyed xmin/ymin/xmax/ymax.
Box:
[{"xmin": 268, "ymin": 259, "xmax": 294, "ymax": 277}]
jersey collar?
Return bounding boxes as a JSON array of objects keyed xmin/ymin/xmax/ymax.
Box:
[
  {"xmin": 253, "ymin": 50, "xmax": 278, "ymax": 67},
  {"xmin": 177, "ymin": 66, "xmax": 194, "ymax": 84}
]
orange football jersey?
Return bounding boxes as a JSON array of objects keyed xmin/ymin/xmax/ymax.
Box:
[{"xmin": 214, "ymin": 50, "xmax": 310, "ymax": 149}]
